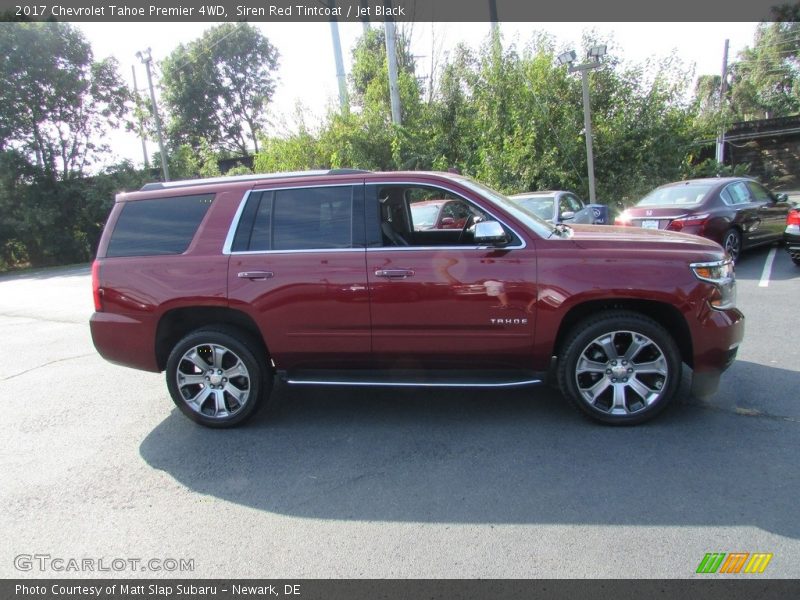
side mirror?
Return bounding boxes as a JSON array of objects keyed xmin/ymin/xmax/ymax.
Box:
[
  {"xmin": 560, "ymin": 211, "xmax": 575, "ymax": 221},
  {"xmin": 474, "ymin": 220, "xmax": 507, "ymax": 244}
]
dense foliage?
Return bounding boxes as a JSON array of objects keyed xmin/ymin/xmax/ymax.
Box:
[
  {"xmin": 0, "ymin": 22, "xmax": 129, "ymax": 180},
  {"xmin": 255, "ymin": 31, "xmax": 702, "ymax": 204},
  {"xmin": 1, "ymin": 22, "xmax": 797, "ymax": 271},
  {"xmin": 0, "ymin": 23, "xmax": 138, "ymax": 269}
]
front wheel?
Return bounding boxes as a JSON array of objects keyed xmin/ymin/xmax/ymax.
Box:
[
  {"xmin": 165, "ymin": 327, "xmax": 272, "ymax": 428},
  {"xmin": 558, "ymin": 311, "xmax": 682, "ymax": 425}
]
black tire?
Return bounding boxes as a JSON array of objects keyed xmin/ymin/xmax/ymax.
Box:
[
  {"xmin": 722, "ymin": 228, "xmax": 742, "ymax": 263},
  {"xmin": 557, "ymin": 311, "xmax": 682, "ymax": 425},
  {"xmin": 165, "ymin": 326, "xmax": 273, "ymax": 428}
]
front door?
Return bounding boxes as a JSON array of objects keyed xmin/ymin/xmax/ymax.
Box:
[{"xmin": 365, "ymin": 181, "xmax": 537, "ymax": 371}]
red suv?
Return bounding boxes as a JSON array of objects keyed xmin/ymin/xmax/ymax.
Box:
[{"xmin": 90, "ymin": 170, "xmax": 744, "ymax": 427}]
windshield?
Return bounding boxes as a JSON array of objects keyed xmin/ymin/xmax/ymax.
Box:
[
  {"xmin": 409, "ymin": 204, "xmax": 441, "ymax": 229},
  {"xmin": 510, "ymin": 196, "xmax": 555, "ymax": 221},
  {"xmin": 453, "ymin": 177, "xmax": 556, "ymax": 238},
  {"xmin": 637, "ymin": 183, "xmax": 714, "ymax": 207}
]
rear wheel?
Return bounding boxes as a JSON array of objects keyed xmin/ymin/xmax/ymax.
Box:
[
  {"xmin": 558, "ymin": 311, "xmax": 681, "ymax": 425},
  {"xmin": 165, "ymin": 327, "xmax": 272, "ymax": 428},
  {"xmin": 722, "ymin": 228, "xmax": 742, "ymax": 262}
]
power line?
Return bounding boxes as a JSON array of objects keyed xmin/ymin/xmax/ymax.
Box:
[{"xmin": 168, "ymin": 23, "xmax": 248, "ymax": 74}]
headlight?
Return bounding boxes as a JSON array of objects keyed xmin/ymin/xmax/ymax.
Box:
[{"xmin": 689, "ymin": 259, "xmax": 736, "ymax": 310}]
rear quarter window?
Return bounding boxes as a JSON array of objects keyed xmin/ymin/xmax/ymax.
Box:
[{"xmin": 106, "ymin": 194, "xmax": 214, "ymax": 258}]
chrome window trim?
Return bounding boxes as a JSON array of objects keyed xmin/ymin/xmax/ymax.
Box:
[
  {"xmin": 228, "ymin": 248, "xmax": 366, "ymax": 256},
  {"xmin": 224, "ymin": 179, "xmax": 529, "ymax": 255},
  {"xmin": 222, "ymin": 190, "xmax": 254, "ymax": 254},
  {"xmin": 368, "ymin": 180, "xmax": 527, "ymax": 250},
  {"xmin": 223, "ymin": 183, "xmax": 361, "ymax": 255},
  {"xmin": 366, "ymin": 245, "xmax": 514, "ymax": 253}
]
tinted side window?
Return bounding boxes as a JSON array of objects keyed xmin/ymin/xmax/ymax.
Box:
[
  {"xmin": 232, "ymin": 186, "xmax": 354, "ymax": 251},
  {"xmin": 726, "ymin": 183, "xmax": 751, "ymax": 205},
  {"xmin": 273, "ymin": 186, "xmax": 352, "ymax": 250},
  {"xmin": 746, "ymin": 182, "xmax": 771, "ymax": 203},
  {"xmin": 106, "ymin": 194, "xmax": 213, "ymax": 258}
]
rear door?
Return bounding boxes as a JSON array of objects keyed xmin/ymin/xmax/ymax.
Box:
[
  {"xmin": 722, "ymin": 181, "xmax": 764, "ymax": 244},
  {"xmin": 226, "ymin": 183, "xmax": 371, "ymax": 369}
]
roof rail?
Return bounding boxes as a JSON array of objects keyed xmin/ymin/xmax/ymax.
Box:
[{"xmin": 139, "ymin": 168, "xmax": 371, "ymax": 192}]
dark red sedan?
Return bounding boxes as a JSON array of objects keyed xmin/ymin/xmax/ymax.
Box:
[{"xmin": 615, "ymin": 177, "xmax": 791, "ymax": 261}]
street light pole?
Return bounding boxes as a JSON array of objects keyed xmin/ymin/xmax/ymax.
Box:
[
  {"xmin": 136, "ymin": 48, "xmax": 170, "ymax": 181},
  {"xmin": 571, "ymin": 62, "xmax": 600, "ymax": 204},
  {"xmin": 131, "ymin": 64, "xmax": 149, "ymax": 168},
  {"xmin": 559, "ymin": 46, "xmax": 606, "ymax": 205}
]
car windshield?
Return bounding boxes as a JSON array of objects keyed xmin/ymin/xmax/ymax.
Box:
[
  {"xmin": 452, "ymin": 176, "xmax": 556, "ymax": 238},
  {"xmin": 410, "ymin": 204, "xmax": 441, "ymax": 229},
  {"xmin": 637, "ymin": 183, "xmax": 714, "ymax": 207},
  {"xmin": 510, "ymin": 196, "xmax": 555, "ymax": 221}
]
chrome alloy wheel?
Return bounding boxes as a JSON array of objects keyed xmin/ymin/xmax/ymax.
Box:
[
  {"xmin": 574, "ymin": 330, "xmax": 669, "ymax": 416},
  {"xmin": 176, "ymin": 343, "xmax": 251, "ymax": 419}
]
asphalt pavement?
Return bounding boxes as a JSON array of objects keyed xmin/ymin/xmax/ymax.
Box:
[{"xmin": 1, "ymin": 248, "xmax": 798, "ymax": 579}]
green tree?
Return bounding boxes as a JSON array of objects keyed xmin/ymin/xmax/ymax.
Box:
[
  {"xmin": 161, "ymin": 23, "xmax": 279, "ymax": 156},
  {"xmin": 349, "ymin": 26, "xmax": 420, "ymax": 122},
  {"xmin": 0, "ymin": 22, "xmax": 129, "ymax": 180},
  {"xmin": 728, "ymin": 21, "xmax": 800, "ymax": 120}
]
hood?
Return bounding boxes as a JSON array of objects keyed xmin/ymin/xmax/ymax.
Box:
[{"xmin": 565, "ymin": 224, "xmax": 725, "ymax": 258}]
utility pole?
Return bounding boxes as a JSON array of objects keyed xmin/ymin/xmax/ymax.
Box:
[
  {"xmin": 715, "ymin": 39, "xmax": 730, "ymax": 165},
  {"xmin": 488, "ymin": 0, "xmax": 499, "ymax": 36},
  {"xmin": 131, "ymin": 64, "xmax": 149, "ymax": 168},
  {"xmin": 360, "ymin": 0, "xmax": 370, "ymax": 33},
  {"xmin": 328, "ymin": 8, "xmax": 349, "ymax": 113},
  {"xmin": 384, "ymin": 14, "xmax": 402, "ymax": 126},
  {"xmin": 136, "ymin": 48, "xmax": 169, "ymax": 181}
]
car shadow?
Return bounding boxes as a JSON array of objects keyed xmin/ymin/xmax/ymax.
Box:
[{"xmin": 140, "ymin": 361, "xmax": 799, "ymax": 538}]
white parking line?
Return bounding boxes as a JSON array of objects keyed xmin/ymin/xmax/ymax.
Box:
[{"xmin": 758, "ymin": 247, "xmax": 778, "ymax": 288}]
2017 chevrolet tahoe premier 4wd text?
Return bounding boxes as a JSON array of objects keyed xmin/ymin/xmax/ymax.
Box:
[{"xmin": 90, "ymin": 170, "xmax": 744, "ymax": 427}]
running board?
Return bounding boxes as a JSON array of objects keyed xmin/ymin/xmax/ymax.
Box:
[{"xmin": 281, "ymin": 369, "xmax": 543, "ymax": 389}]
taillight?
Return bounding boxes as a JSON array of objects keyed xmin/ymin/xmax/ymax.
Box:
[
  {"xmin": 615, "ymin": 211, "xmax": 631, "ymax": 226},
  {"xmin": 787, "ymin": 209, "xmax": 800, "ymax": 227},
  {"xmin": 667, "ymin": 213, "xmax": 710, "ymax": 232},
  {"xmin": 92, "ymin": 260, "xmax": 104, "ymax": 312}
]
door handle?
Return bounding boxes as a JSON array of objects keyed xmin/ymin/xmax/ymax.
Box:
[
  {"xmin": 238, "ymin": 271, "xmax": 274, "ymax": 280},
  {"xmin": 375, "ymin": 269, "xmax": 415, "ymax": 279}
]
